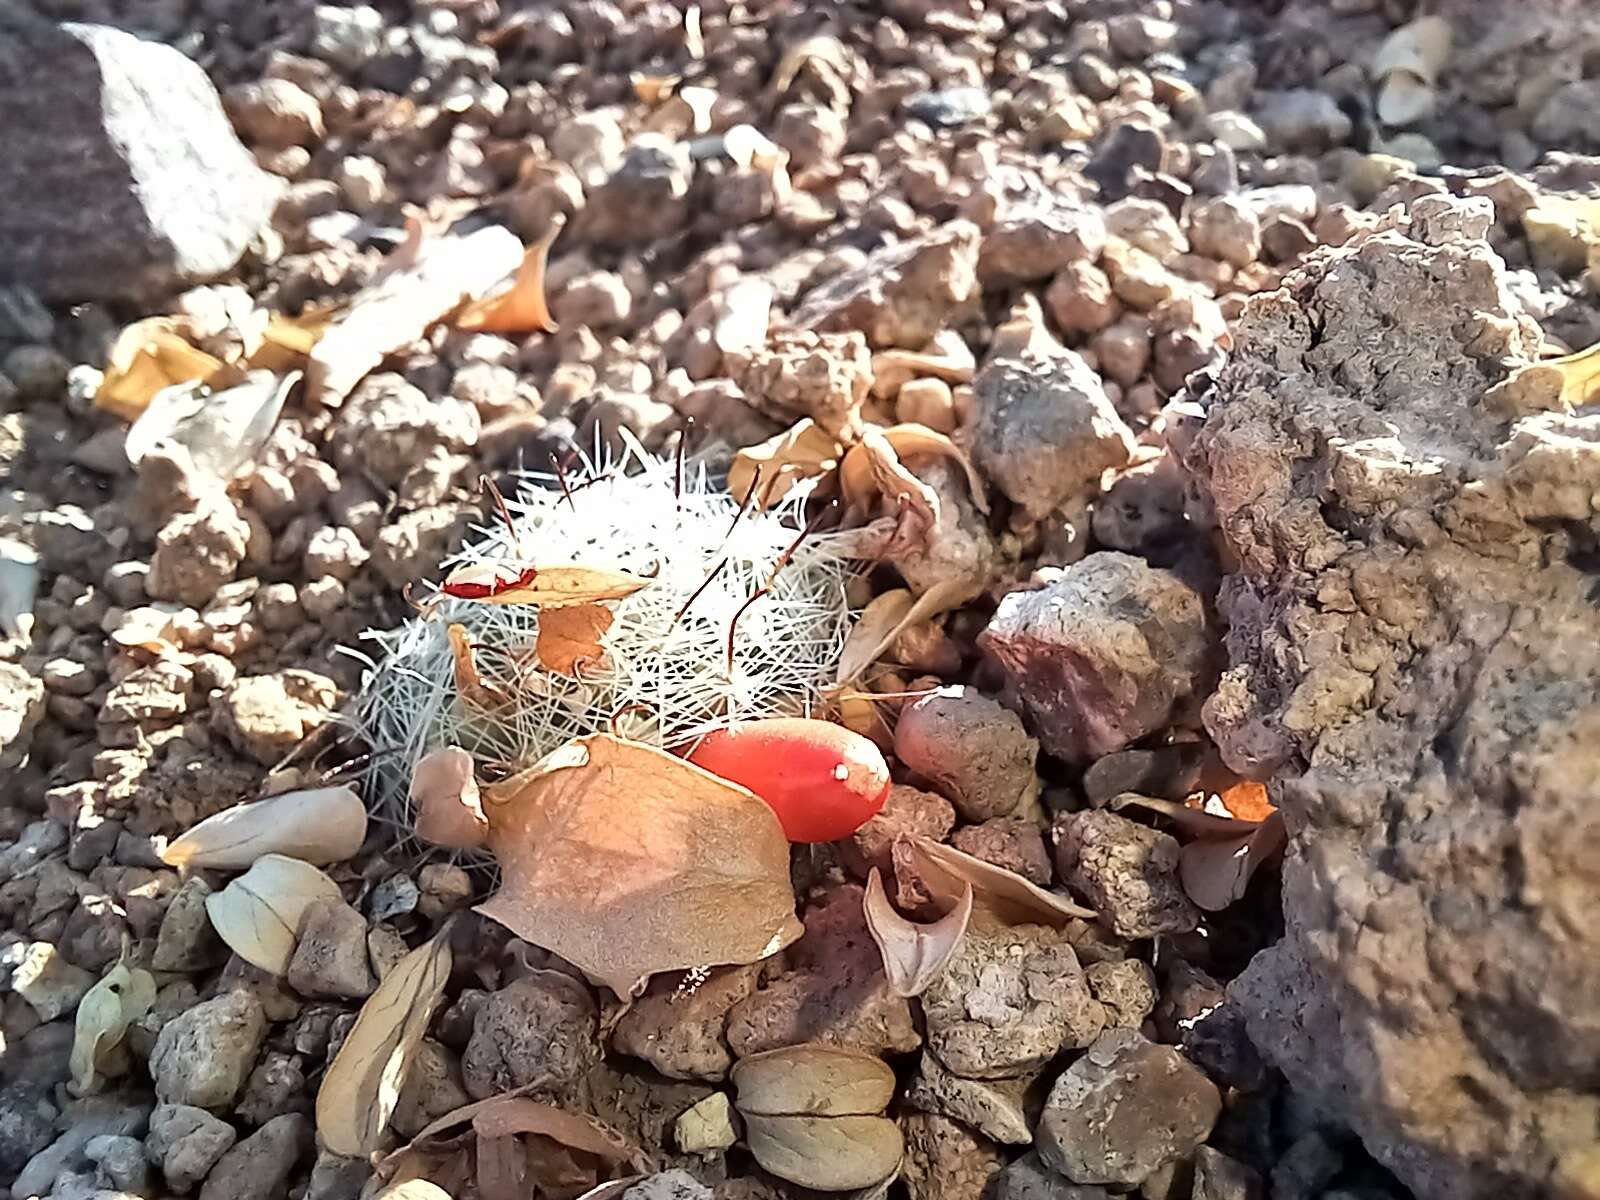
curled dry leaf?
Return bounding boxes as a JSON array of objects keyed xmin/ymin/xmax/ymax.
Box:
[
  {"xmin": 441, "ymin": 562, "xmax": 653, "ymax": 608},
  {"xmin": 70, "ymin": 953, "xmax": 156, "ymax": 1094},
  {"xmin": 895, "ymin": 836, "xmax": 1096, "ymax": 929},
  {"xmin": 1179, "ymin": 810, "xmax": 1287, "ymax": 912},
  {"xmin": 454, "ymin": 216, "xmax": 564, "ymax": 335},
  {"xmin": 535, "ymin": 603, "xmax": 614, "ymax": 675},
  {"xmin": 728, "ymin": 418, "xmax": 843, "ymax": 510},
  {"xmin": 96, "ymin": 317, "xmax": 226, "ymax": 421},
  {"xmin": 411, "ymin": 747, "xmax": 489, "ymax": 850},
  {"xmin": 731, "ymin": 1044, "xmax": 896, "ymax": 1118},
  {"xmin": 862, "ymin": 868, "xmax": 971, "ymax": 998},
  {"xmin": 316, "ymin": 929, "xmax": 454, "ymax": 1158},
  {"xmin": 398, "ymin": 1094, "xmax": 642, "ymax": 1166},
  {"xmin": 742, "ymin": 1115, "xmax": 904, "ymax": 1192},
  {"xmin": 447, "ymin": 623, "xmax": 513, "ymax": 709},
  {"xmin": 880, "ymin": 424, "xmax": 989, "ymax": 516},
  {"xmin": 1514, "ymin": 336, "xmax": 1600, "ymax": 411},
  {"xmin": 469, "ymin": 734, "xmax": 802, "ymax": 998},
  {"xmin": 839, "ymin": 429, "xmax": 938, "ymax": 543},
  {"xmin": 834, "ymin": 582, "xmax": 972, "ymax": 687},
  {"xmin": 163, "ymin": 785, "xmax": 367, "ymax": 870},
  {"xmin": 204, "ymin": 854, "xmax": 344, "ymax": 975}
]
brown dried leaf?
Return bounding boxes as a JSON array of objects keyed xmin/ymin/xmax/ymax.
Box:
[
  {"xmin": 731, "ymin": 1044, "xmax": 896, "ymax": 1117},
  {"xmin": 1179, "ymin": 810, "xmax": 1287, "ymax": 912},
  {"xmin": 839, "ymin": 430, "xmax": 939, "ymax": 552},
  {"xmin": 630, "ymin": 73, "xmax": 680, "ymax": 104},
  {"xmin": 742, "ymin": 1114, "xmax": 903, "ymax": 1192},
  {"xmin": 862, "ymin": 868, "xmax": 971, "ymax": 998},
  {"xmin": 836, "ymin": 590, "xmax": 915, "ymax": 686},
  {"xmin": 455, "ymin": 216, "xmax": 564, "ymax": 335},
  {"xmin": 246, "ymin": 306, "xmax": 336, "ymax": 373},
  {"xmin": 535, "ymin": 604, "xmax": 613, "ymax": 676},
  {"xmin": 448, "ymin": 623, "xmax": 512, "ymax": 709},
  {"xmin": 476, "ymin": 1134, "xmax": 526, "ymax": 1200},
  {"xmin": 896, "ymin": 835, "xmax": 1097, "ymax": 929},
  {"xmin": 881, "ymin": 424, "xmax": 989, "ymax": 516},
  {"xmin": 162, "ymin": 785, "xmax": 367, "ymax": 869},
  {"xmin": 728, "ymin": 419, "xmax": 843, "ymax": 510},
  {"xmin": 412, "ymin": 747, "xmax": 489, "ymax": 851},
  {"xmin": 309, "ymin": 223, "xmax": 524, "ymax": 406},
  {"xmin": 443, "ymin": 563, "xmax": 654, "ymax": 607},
  {"xmin": 316, "ymin": 929, "xmax": 453, "ymax": 1157},
  {"xmin": 475, "ymin": 734, "xmax": 802, "ymax": 998},
  {"xmin": 96, "ymin": 318, "xmax": 226, "ymax": 421}
]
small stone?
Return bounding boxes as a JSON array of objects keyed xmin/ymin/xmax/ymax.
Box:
[
  {"xmin": 1272, "ymin": 1132, "xmax": 1344, "ymax": 1200},
  {"xmin": 225, "ymin": 79, "xmax": 324, "ymax": 148},
  {"xmin": 895, "ymin": 686, "xmax": 1038, "ymax": 821},
  {"xmin": 198, "ymin": 1113, "xmax": 311, "ymax": 1200},
  {"xmin": 950, "ymin": 818, "xmax": 1053, "ymax": 886},
  {"xmin": 922, "ymin": 924, "xmax": 1104, "ymax": 1079},
  {"xmin": 391, "ymin": 1039, "xmax": 471, "ymax": 1138},
  {"xmin": 905, "ymin": 1051, "xmax": 1032, "ymax": 1144},
  {"xmin": 1260, "ymin": 216, "xmax": 1317, "ymax": 263},
  {"xmin": 1091, "ymin": 456, "xmax": 1189, "ymax": 558},
  {"xmin": 303, "ymin": 1149, "xmax": 370, "ymax": 1200},
  {"xmin": 737, "ymin": 329, "xmax": 871, "ymax": 439},
  {"xmin": 1107, "ymin": 14, "xmax": 1177, "ymax": 59},
  {"xmin": 674, "ymin": 1091, "xmax": 737, "ymax": 1154},
  {"xmin": 84, "ymin": 1132, "xmax": 148, "ymax": 1193},
  {"xmin": 149, "ymin": 990, "xmax": 267, "ymax": 1110},
  {"xmin": 285, "ymin": 899, "xmax": 374, "ymax": 1000},
  {"xmin": 1188, "ymin": 195, "xmax": 1261, "ymax": 268},
  {"xmin": 462, "ymin": 972, "xmax": 599, "ymax": 1100},
  {"xmin": 1036, "ymin": 1029, "xmax": 1220, "ymax": 1187},
  {"xmin": 1204, "ymin": 111, "xmax": 1267, "ymax": 153},
  {"xmin": 979, "ymin": 206, "xmax": 1108, "ymax": 286},
  {"xmin": 212, "ymin": 670, "xmax": 337, "ymax": 765},
  {"xmin": 11, "ymin": 1098, "xmax": 148, "ymax": 1200},
  {"xmin": 553, "ymin": 271, "xmax": 633, "ymax": 329},
  {"xmin": 303, "ymin": 526, "xmax": 368, "ymax": 582},
  {"xmin": 309, "ymin": 5, "xmax": 384, "ymax": 70},
  {"xmin": 612, "ymin": 965, "xmax": 759, "ymax": 1081},
  {"xmin": 1054, "ymin": 810, "xmax": 1199, "ymax": 939},
  {"xmin": 1085, "ymin": 122, "xmax": 1167, "ymax": 202},
  {"xmin": 154, "ymin": 877, "xmax": 227, "ymax": 972},
  {"xmin": 4, "ymin": 345, "xmax": 68, "ymax": 400},
  {"xmin": 236, "ymin": 1051, "xmax": 307, "ymax": 1127},
  {"xmin": 1252, "ymin": 90, "xmax": 1351, "ymax": 152},
  {"xmin": 904, "ymin": 87, "xmax": 992, "ymax": 128},
  {"xmin": 1081, "ymin": 746, "xmax": 1204, "ymax": 807},
  {"xmin": 0, "ymin": 1084, "xmax": 55, "ymax": 1174},
  {"xmin": 622, "ymin": 1170, "xmax": 714, "ymax": 1200},
  {"xmin": 994, "ymin": 1151, "xmax": 1112, "ymax": 1199},
  {"xmin": 1046, "ymin": 261, "xmax": 1119, "ymax": 336},
  {"xmin": 841, "ymin": 784, "xmax": 957, "ymax": 881},
  {"xmin": 147, "ymin": 500, "xmax": 251, "ymax": 607},
  {"xmin": 1092, "ymin": 318, "xmax": 1151, "ymax": 388},
  {"xmin": 580, "ymin": 136, "xmax": 693, "ymax": 245},
  {"xmin": 1085, "ymin": 958, "xmax": 1158, "ymax": 1029},
  {"xmin": 8, "ymin": 942, "xmax": 94, "ymax": 1022},
  {"xmin": 896, "ymin": 377, "xmax": 958, "ymax": 433},
  {"xmin": 1193, "ymin": 1146, "xmax": 1264, "ymax": 1200},
  {"xmin": 980, "ymin": 552, "xmax": 1212, "ymax": 763},
  {"xmin": 902, "ymin": 1111, "xmax": 1004, "ymax": 1200}
]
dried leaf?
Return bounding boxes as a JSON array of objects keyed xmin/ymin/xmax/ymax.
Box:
[
  {"xmin": 412, "ymin": 747, "xmax": 489, "ymax": 851},
  {"xmin": 246, "ymin": 306, "xmax": 336, "ymax": 372},
  {"xmin": 742, "ymin": 1114, "xmax": 903, "ymax": 1192},
  {"xmin": 1533, "ymin": 338, "xmax": 1600, "ymax": 409},
  {"xmin": 70, "ymin": 955, "xmax": 156, "ymax": 1094},
  {"xmin": 881, "ymin": 424, "xmax": 989, "ymax": 516},
  {"xmin": 316, "ymin": 929, "xmax": 454, "ymax": 1157},
  {"xmin": 309, "ymin": 223, "xmax": 524, "ymax": 406},
  {"xmin": 768, "ymin": 35, "xmax": 852, "ymax": 100},
  {"xmin": 630, "ymin": 73, "xmax": 680, "ymax": 104},
  {"xmin": 474, "ymin": 734, "xmax": 802, "ymax": 998},
  {"xmin": 204, "ymin": 854, "xmax": 344, "ymax": 974},
  {"xmin": 442, "ymin": 563, "xmax": 653, "ymax": 608},
  {"xmin": 836, "ymin": 590, "xmax": 915, "ymax": 685},
  {"xmin": 731, "ymin": 1044, "xmax": 896, "ymax": 1117},
  {"xmin": 476, "ymin": 1134, "xmax": 526, "ymax": 1200},
  {"xmin": 839, "ymin": 430, "xmax": 939, "ymax": 550},
  {"xmin": 1109, "ymin": 792, "xmax": 1263, "ymax": 839},
  {"xmin": 448, "ymin": 623, "xmax": 513, "ymax": 709},
  {"xmin": 373, "ymin": 1184, "xmax": 454, "ymax": 1200},
  {"xmin": 728, "ymin": 419, "xmax": 844, "ymax": 510},
  {"xmin": 535, "ymin": 604, "xmax": 614, "ymax": 675},
  {"xmin": 455, "ymin": 216, "xmax": 564, "ymax": 335},
  {"xmin": 163, "ymin": 786, "xmax": 367, "ymax": 870},
  {"xmin": 896, "ymin": 836, "xmax": 1096, "ymax": 928},
  {"xmin": 406, "ymin": 1094, "xmax": 642, "ymax": 1165},
  {"xmin": 96, "ymin": 318, "xmax": 226, "ymax": 421},
  {"xmin": 1179, "ymin": 810, "xmax": 1287, "ymax": 912},
  {"xmin": 862, "ymin": 868, "xmax": 971, "ymax": 998}
]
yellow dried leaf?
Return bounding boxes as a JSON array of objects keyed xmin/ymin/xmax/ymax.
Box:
[
  {"xmin": 862, "ymin": 868, "xmax": 971, "ymax": 998},
  {"xmin": 442, "ymin": 563, "xmax": 653, "ymax": 608},
  {"xmin": 454, "ymin": 216, "xmax": 563, "ymax": 335},
  {"xmin": 447, "ymin": 623, "xmax": 512, "ymax": 709},
  {"xmin": 836, "ymin": 590, "xmax": 915, "ymax": 686},
  {"xmin": 895, "ymin": 836, "xmax": 1096, "ymax": 929},
  {"xmin": 70, "ymin": 956, "xmax": 156, "ymax": 1094},
  {"xmin": 96, "ymin": 318, "xmax": 225, "ymax": 421},
  {"xmin": 316, "ymin": 929, "xmax": 453, "ymax": 1157},
  {"xmin": 204, "ymin": 854, "xmax": 344, "ymax": 975},
  {"xmin": 246, "ymin": 306, "xmax": 337, "ymax": 372},
  {"xmin": 728, "ymin": 419, "xmax": 844, "ymax": 510},
  {"xmin": 731, "ymin": 1044, "xmax": 896, "ymax": 1117},
  {"xmin": 400, "ymin": 1093, "xmax": 642, "ymax": 1165},
  {"xmin": 472, "ymin": 734, "xmax": 802, "ymax": 998},
  {"xmin": 535, "ymin": 603, "xmax": 613, "ymax": 676},
  {"xmin": 631, "ymin": 73, "xmax": 681, "ymax": 104},
  {"xmin": 162, "ymin": 785, "xmax": 367, "ymax": 870}
]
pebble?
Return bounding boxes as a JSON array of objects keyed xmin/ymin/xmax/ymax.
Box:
[
  {"xmin": 6, "ymin": 942, "xmax": 94, "ymax": 1022},
  {"xmin": 841, "ymin": 783, "xmax": 957, "ymax": 881},
  {"xmin": 979, "ymin": 207, "xmax": 1108, "ymax": 286},
  {"xmin": 154, "ymin": 877, "xmax": 227, "ymax": 972},
  {"xmin": 1053, "ymin": 810, "xmax": 1200, "ymax": 939},
  {"xmin": 894, "ymin": 686, "xmax": 1039, "ymax": 822},
  {"xmin": 904, "ymin": 87, "xmax": 992, "ymax": 128},
  {"xmin": 462, "ymin": 972, "xmax": 599, "ymax": 1099},
  {"xmin": 11, "ymin": 1098, "xmax": 148, "ymax": 1200},
  {"xmin": 950, "ymin": 818, "xmax": 1053, "ymax": 885},
  {"xmin": 285, "ymin": 899, "xmax": 374, "ymax": 1000},
  {"xmin": 994, "ymin": 1152, "xmax": 1112, "ymax": 1199},
  {"xmin": 1036, "ymin": 1029, "xmax": 1221, "ymax": 1187},
  {"xmin": 612, "ymin": 965, "xmax": 759, "ymax": 1081},
  {"xmin": 149, "ymin": 991, "xmax": 268, "ymax": 1110},
  {"xmin": 198, "ymin": 1113, "xmax": 311, "ymax": 1200},
  {"xmin": 1193, "ymin": 1146, "xmax": 1265, "ymax": 1200},
  {"xmin": 905, "ymin": 1052, "xmax": 1033, "ymax": 1145},
  {"xmin": 902, "ymin": 1112, "xmax": 1005, "ymax": 1200}
]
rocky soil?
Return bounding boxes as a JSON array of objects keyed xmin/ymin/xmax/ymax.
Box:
[{"xmin": 2, "ymin": 1, "xmax": 1600, "ymax": 1199}]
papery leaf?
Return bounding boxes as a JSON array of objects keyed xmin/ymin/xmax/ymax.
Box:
[
  {"xmin": 474, "ymin": 734, "xmax": 802, "ymax": 998},
  {"xmin": 881, "ymin": 424, "xmax": 989, "ymax": 516},
  {"xmin": 316, "ymin": 929, "xmax": 453, "ymax": 1157},
  {"xmin": 442, "ymin": 563, "xmax": 652, "ymax": 607},
  {"xmin": 412, "ymin": 747, "xmax": 489, "ymax": 851},
  {"xmin": 447, "ymin": 623, "xmax": 512, "ymax": 709},
  {"xmin": 475, "ymin": 1134, "xmax": 526, "ymax": 1200},
  {"xmin": 839, "ymin": 430, "xmax": 939, "ymax": 548},
  {"xmin": 96, "ymin": 318, "xmax": 225, "ymax": 420},
  {"xmin": 1179, "ymin": 810, "xmax": 1287, "ymax": 912},
  {"xmin": 728, "ymin": 419, "xmax": 844, "ymax": 510},
  {"xmin": 204, "ymin": 854, "xmax": 344, "ymax": 975},
  {"xmin": 862, "ymin": 868, "xmax": 971, "ymax": 998},
  {"xmin": 535, "ymin": 604, "xmax": 614, "ymax": 676},
  {"xmin": 455, "ymin": 216, "xmax": 564, "ymax": 335},
  {"xmin": 1109, "ymin": 792, "xmax": 1262, "ymax": 838},
  {"xmin": 834, "ymin": 582, "xmax": 970, "ymax": 687},
  {"xmin": 895, "ymin": 836, "xmax": 1096, "ymax": 929},
  {"xmin": 70, "ymin": 954, "xmax": 156, "ymax": 1094},
  {"xmin": 163, "ymin": 786, "xmax": 366, "ymax": 869}
]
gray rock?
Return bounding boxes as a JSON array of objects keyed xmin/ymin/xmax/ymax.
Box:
[
  {"xmin": 922, "ymin": 924, "xmax": 1104, "ymax": 1080},
  {"xmin": 994, "ymin": 1152, "xmax": 1111, "ymax": 1200},
  {"xmin": 6, "ymin": 942, "xmax": 94, "ymax": 1022},
  {"xmin": 153, "ymin": 877, "xmax": 227, "ymax": 973},
  {"xmin": 579, "ymin": 136, "xmax": 693, "ymax": 246},
  {"xmin": 0, "ymin": 18, "xmax": 277, "ymax": 302},
  {"xmin": 302, "ymin": 1149, "xmax": 369, "ymax": 1200},
  {"xmin": 149, "ymin": 991, "xmax": 267, "ymax": 1110},
  {"xmin": 462, "ymin": 972, "xmax": 599, "ymax": 1100},
  {"xmin": 1251, "ymin": 89, "xmax": 1351, "ymax": 152},
  {"xmin": 146, "ymin": 1104, "xmax": 238, "ymax": 1194},
  {"xmin": 1053, "ymin": 810, "xmax": 1199, "ymax": 939},
  {"xmin": 0, "ymin": 1084, "xmax": 55, "ymax": 1174},
  {"xmin": 83, "ymin": 1133, "xmax": 147, "ymax": 1193},
  {"xmin": 971, "ymin": 336, "xmax": 1136, "ymax": 520},
  {"xmin": 903, "ymin": 87, "xmax": 992, "ymax": 127},
  {"xmin": 620, "ymin": 1171, "xmax": 713, "ymax": 1200},
  {"xmin": 1193, "ymin": 1146, "xmax": 1264, "ymax": 1200},
  {"xmin": 1530, "ymin": 79, "xmax": 1600, "ymax": 147},
  {"xmin": 983, "ymin": 552, "xmax": 1212, "ymax": 762},
  {"xmin": 894, "ymin": 686, "xmax": 1039, "ymax": 821},
  {"xmin": 1084, "ymin": 958, "xmax": 1157, "ymax": 1029},
  {"xmin": 792, "ymin": 220, "xmax": 981, "ymax": 349},
  {"xmin": 147, "ymin": 499, "xmax": 251, "ymax": 607},
  {"xmin": 285, "ymin": 899, "xmax": 374, "ymax": 1001},
  {"xmin": 905, "ymin": 1052, "xmax": 1033, "ymax": 1144},
  {"xmin": 1179, "ymin": 209, "xmax": 1600, "ymax": 1199},
  {"xmin": 11, "ymin": 1097, "xmax": 148, "ymax": 1200},
  {"xmin": 198, "ymin": 1113, "xmax": 310, "ymax": 1200},
  {"xmin": 1035, "ymin": 1029, "xmax": 1220, "ymax": 1187}
]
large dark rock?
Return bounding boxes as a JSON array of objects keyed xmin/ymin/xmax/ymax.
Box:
[{"xmin": 0, "ymin": 17, "xmax": 278, "ymax": 302}]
